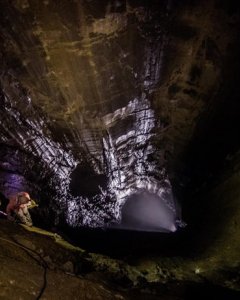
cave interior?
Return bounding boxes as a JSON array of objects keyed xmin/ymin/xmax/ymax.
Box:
[{"xmin": 0, "ymin": 0, "xmax": 240, "ymax": 299}]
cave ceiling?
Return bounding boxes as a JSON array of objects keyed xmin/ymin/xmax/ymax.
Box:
[{"xmin": 0, "ymin": 0, "xmax": 239, "ymax": 228}]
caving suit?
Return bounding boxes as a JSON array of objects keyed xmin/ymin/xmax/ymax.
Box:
[{"xmin": 6, "ymin": 192, "xmax": 33, "ymax": 226}]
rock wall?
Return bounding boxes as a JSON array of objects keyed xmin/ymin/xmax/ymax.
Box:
[{"xmin": 0, "ymin": 0, "xmax": 239, "ymax": 230}]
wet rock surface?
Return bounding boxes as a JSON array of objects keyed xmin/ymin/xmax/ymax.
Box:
[
  {"xmin": 0, "ymin": 0, "xmax": 175, "ymax": 228},
  {"xmin": 0, "ymin": 0, "xmax": 239, "ymax": 229}
]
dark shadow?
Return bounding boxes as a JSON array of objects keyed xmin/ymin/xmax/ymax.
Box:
[{"xmin": 70, "ymin": 163, "xmax": 107, "ymax": 197}]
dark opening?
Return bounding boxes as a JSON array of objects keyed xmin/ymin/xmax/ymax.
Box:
[{"xmin": 69, "ymin": 163, "xmax": 107, "ymax": 197}]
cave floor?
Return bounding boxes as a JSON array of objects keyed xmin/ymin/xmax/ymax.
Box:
[
  {"xmin": 0, "ymin": 218, "xmax": 239, "ymax": 300},
  {"xmin": 0, "ymin": 220, "xmax": 127, "ymax": 300}
]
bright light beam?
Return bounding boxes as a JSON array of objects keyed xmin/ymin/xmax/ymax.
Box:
[{"xmin": 112, "ymin": 191, "xmax": 178, "ymax": 232}]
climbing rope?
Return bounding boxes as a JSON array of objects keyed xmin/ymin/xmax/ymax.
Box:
[{"xmin": 0, "ymin": 236, "xmax": 48, "ymax": 300}]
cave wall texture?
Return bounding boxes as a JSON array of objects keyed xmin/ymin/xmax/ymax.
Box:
[{"xmin": 0, "ymin": 0, "xmax": 240, "ymax": 231}]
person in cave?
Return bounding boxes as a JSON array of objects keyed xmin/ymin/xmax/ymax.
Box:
[{"xmin": 6, "ymin": 192, "xmax": 33, "ymax": 226}]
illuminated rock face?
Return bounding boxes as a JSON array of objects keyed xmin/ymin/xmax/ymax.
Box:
[
  {"xmin": 0, "ymin": 0, "xmax": 177, "ymax": 229},
  {"xmin": 0, "ymin": 1, "xmax": 239, "ymax": 229}
]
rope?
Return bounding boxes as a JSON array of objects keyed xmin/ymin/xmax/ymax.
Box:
[{"xmin": 0, "ymin": 236, "xmax": 48, "ymax": 300}]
